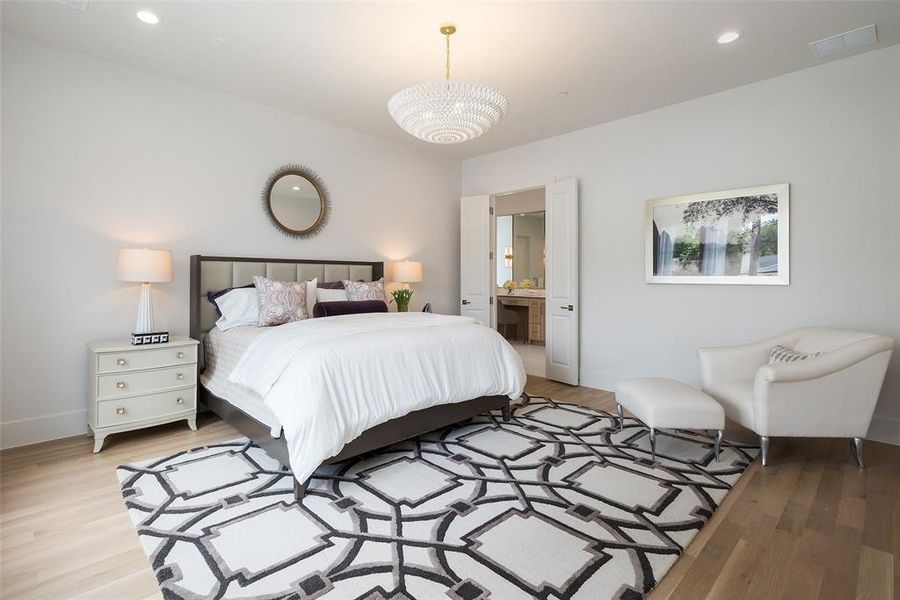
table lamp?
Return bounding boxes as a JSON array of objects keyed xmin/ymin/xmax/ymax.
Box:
[
  {"xmin": 391, "ymin": 260, "xmax": 423, "ymax": 312},
  {"xmin": 117, "ymin": 248, "xmax": 172, "ymax": 339}
]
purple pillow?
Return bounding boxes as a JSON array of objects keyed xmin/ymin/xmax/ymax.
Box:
[
  {"xmin": 317, "ymin": 281, "xmax": 345, "ymax": 290},
  {"xmin": 313, "ymin": 300, "xmax": 387, "ymax": 318},
  {"xmin": 207, "ymin": 284, "xmax": 254, "ymax": 317}
]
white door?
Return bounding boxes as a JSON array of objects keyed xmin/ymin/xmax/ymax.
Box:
[
  {"xmin": 545, "ymin": 179, "xmax": 579, "ymax": 384},
  {"xmin": 460, "ymin": 195, "xmax": 493, "ymax": 326}
]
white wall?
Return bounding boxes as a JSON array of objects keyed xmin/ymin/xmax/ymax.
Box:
[
  {"xmin": 464, "ymin": 46, "xmax": 900, "ymax": 444},
  {"xmin": 0, "ymin": 33, "xmax": 461, "ymax": 448}
]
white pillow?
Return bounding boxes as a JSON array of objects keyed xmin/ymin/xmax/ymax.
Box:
[
  {"xmin": 306, "ymin": 278, "xmax": 318, "ymax": 317},
  {"xmin": 214, "ymin": 288, "xmax": 259, "ymax": 331},
  {"xmin": 316, "ymin": 287, "xmax": 349, "ymax": 303}
]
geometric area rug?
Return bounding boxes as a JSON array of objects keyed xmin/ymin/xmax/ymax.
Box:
[{"xmin": 117, "ymin": 397, "xmax": 757, "ymax": 600}]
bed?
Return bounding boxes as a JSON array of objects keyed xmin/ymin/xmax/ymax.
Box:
[{"xmin": 189, "ymin": 255, "xmax": 526, "ymax": 501}]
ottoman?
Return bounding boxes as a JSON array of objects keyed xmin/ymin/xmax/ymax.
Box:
[{"xmin": 614, "ymin": 377, "xmax": 725, "ymax": 461}]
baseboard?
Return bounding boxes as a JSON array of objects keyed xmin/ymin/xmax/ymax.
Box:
[
  {"xmin": 2, "ymin": 391, "xmax": 895, "ymax": 450},
  {"xmin": 578, "ymin": 368, "xmax": 618, "ymax": 393},
  {"xmin": 0, "ymin": 409, "xmax": 87, "ymax": 449},
  {"xmin": 867, "ymin": 415, "xmax": 900, "ymax": 446}
]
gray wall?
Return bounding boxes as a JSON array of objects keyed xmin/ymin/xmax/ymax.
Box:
[
  {"xmin": 463, "ymin": 45, "xmax": 900, "ymax": 443},
  {"xmin": 0, "ymin": 33, "xmax": 461, "ymax": 447}
]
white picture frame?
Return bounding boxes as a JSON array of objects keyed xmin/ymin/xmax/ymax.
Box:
[{"xmin": 645, "ymin": 183, "xmax": 790, "ymax": 285}]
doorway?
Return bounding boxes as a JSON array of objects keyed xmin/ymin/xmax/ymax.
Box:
[
  {"xmin": 494, "ymin": 189, "xmax": 547, "ymax": 377},
  {"xmin": 460, "ymin": 179, "xmax": 580, "ymax": 385}
]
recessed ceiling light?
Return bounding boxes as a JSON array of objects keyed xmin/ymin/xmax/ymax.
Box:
[
  {"xmin": 717, "ymin": 31, "xmax": 741, "ymax": 44},
  {"xmin": 292, "ymin": 186, "xmax": 300, "ymax": 191},
  {"xmin": 558, "ymin": 91, "xmax": 570, "ymax": 97},
  {"xmin": 136, "ymin": 10, "xmax": 160, "ymax": 25}
]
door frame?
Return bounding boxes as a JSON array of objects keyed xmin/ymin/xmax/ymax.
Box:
[{"xmin": 488, "ymin": 181, "xmax": 579, "ymax": 383}]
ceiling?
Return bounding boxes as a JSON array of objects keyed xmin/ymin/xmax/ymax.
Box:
[{"xmin": 4, "ymin": 1, "xmax": 900, "ymax": 159}]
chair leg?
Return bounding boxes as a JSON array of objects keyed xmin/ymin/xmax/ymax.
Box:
[
  {"xmin": 649, "ymin": 427, "xmax": 657, "ymax": 461},
  {"xmin": 850, "ymin": 437, "xmax": 865, "ymax": 468},
  {"xmin": 759, "ymin": 436, "xmax": 770, "ymax": 467},
  {"xmin": 616, "ymin": 403, "xmax": 624, "ymax": 431},
  {"xmin": 714, "ymin": 430, "xmax": 724, "ymax": 462}
]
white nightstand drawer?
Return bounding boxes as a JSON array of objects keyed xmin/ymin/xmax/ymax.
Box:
[
  {"xmin": 97, "ymin": 388, "xmax": 196, "ymax": 428},
  {"xmin": 97, "ymin": 345, "xmax": 197, "ymax": 374},
  {"xmin": 98, "ymin": 365, "xmax": 197, "ymax": 399}
]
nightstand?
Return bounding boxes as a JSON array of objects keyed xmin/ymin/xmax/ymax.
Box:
[{"xmin": 87, "ymin": 336, "xmax": 199, "ymax": 453}]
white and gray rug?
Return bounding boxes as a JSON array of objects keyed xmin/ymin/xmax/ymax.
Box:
[{"xmin": 118, "ymin": 397, "xmax": 757, "ymax": 600}]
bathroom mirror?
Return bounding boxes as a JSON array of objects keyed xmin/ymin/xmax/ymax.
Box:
[{"xmin": 496, "ymin": 211, "xmax": 545, "ymax": 287}]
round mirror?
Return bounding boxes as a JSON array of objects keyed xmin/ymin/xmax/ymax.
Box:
[{"xmin": 263, "ymin": 165, "xmax": 329, "ymax": 238}]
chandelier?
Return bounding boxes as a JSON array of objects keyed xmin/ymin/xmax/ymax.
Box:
[{"xmin": 388, "ymin": 24, "xmax": 508, "ymax": 144}]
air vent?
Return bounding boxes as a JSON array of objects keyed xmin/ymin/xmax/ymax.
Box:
[
  {"xmin": 809, "ymin": 24, "xmax": 877, "ymax": 59},
  {"xmin": 52, "ymin": 0, "xmax": 89, "ymax": 11}
]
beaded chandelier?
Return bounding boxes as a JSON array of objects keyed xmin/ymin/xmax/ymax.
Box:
[{"xmin": 388, "ymin": 24, "xmax": 508, "ymax": 144}]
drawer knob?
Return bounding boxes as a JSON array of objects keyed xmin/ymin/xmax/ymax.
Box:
[
  {"xmin": 176, "ymin": 351, "xmax": 184, "ymax": 359},
  {"xmin": 176, "ymin": 397, "xmax": 184, "ymax": 404},
  {"xmin": 116, "ymin": 358, "xmax": 127, "ymax": 366},
  {"xmin": 115, "ymin": 407, "xmax": 126, "ymax": 415},
  {"xmin": 176, "ymin": 373, "xmax": 184, "ymax": 381},
  {"xmin": 115, "ymin": 380, "xmax": 127, "ymax": 389}
]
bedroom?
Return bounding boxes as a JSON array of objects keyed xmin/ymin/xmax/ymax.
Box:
[{"xmin": 1, "ymin": 2, "xmax": 899, "ymax": 599}]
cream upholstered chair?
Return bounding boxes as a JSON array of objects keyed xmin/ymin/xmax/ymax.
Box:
[{"xmin": 698, "ymin": 328, "xmax": 893, "ymax": 467}]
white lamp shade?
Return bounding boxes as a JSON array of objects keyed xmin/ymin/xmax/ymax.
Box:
[
  {"xmin": 117, "ymin": 248, "xmax": 173, "ymax": 283},
  {"xmin": 393, "ymin": 260, "xmax": 423, "ymax": 283}
]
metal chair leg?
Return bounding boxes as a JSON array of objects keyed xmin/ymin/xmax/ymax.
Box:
[
  {"xmin": 616, "ymin": 403, "xmax": 624, "ymax": 431},
  {"xmin": 850, "ymin": 437, "xmax": 864, "ymax": 468},
  {"xmin": 649, "ymin": 427, "xmax": 657, "ymax": 460},
  {"xmin": 759, "ymin": 436, "xmax": 770, "ymax": 467},
  {"xmin": 714, "ymin": 430, "xmax": 724, "ymax": 462}
]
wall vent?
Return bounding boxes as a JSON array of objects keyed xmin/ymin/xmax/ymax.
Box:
[{"xmin": 809, "ymin": 24, "xmax": 877, "ymax": 59}]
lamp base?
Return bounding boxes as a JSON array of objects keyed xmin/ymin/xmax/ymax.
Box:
[
  {"xmin": 134, "ymin": 282, "xmax": 156, "ymax": 333},
  {"xmin": 131, "ymin": 331, "xmax": 170, "ymax": 346}
]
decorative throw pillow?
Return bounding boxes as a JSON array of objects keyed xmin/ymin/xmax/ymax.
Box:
[
  {"xmin": 313, "ymin": 300, "xmax": 388, "ymax": 318},
  {"xmin": 343, "ymin": 278, "xmax": 386, "ymax": 302},
  {"xmin": 768, "ymin": 345, "xmax": 824, "ymax": 364},
  {"xmin": 253, "ymin": 276, "xmax": 309, "ymax": 326}
]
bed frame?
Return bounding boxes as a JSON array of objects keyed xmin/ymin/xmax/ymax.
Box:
[{"xmin": 189, "ymin": 255, "xmax": 511, "ymax": 501}]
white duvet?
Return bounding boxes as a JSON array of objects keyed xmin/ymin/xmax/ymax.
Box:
[{"xmin": 229, "ymin": 312, "xmax": 526, "ymax": 483}]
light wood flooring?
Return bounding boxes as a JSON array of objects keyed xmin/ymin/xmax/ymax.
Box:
[
  {"xmin": 510, "ymin": 341, "xmax": 546, "ymax": 378},
  {"xmin": 1, "ymin": 377, "xmax": 897, "ymax": 599}
]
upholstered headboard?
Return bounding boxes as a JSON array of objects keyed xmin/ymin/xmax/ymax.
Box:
[{"xmin": 189, "ymin": 255, "xmax": 384, "ymax": 370}]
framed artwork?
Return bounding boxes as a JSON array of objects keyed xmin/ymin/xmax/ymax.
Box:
[{"xmin": 646, "ymin": 183, "xmax": 789, "ymax": 285}]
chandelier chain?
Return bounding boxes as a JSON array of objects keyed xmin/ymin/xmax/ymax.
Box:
[{"xmin": 445, "ymin": 32, "xmax": 451, "ymax": 83}]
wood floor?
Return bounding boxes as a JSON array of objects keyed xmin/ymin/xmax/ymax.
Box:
[{"xmin": 1, "ymin": 377, "xmax": 896, "ymax": 599}]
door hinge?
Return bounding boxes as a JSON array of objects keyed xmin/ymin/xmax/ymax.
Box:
[
  {"xmin": 490, "ymin": 297, "xmax": 494, "ymax": 305},
  {"xmin": 490, "ymin": 207, "xmax": 494, "ymax": 215},
  {"xmin": 489, "ymin": 251, "xmax": 494, "ymax": 260}
]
